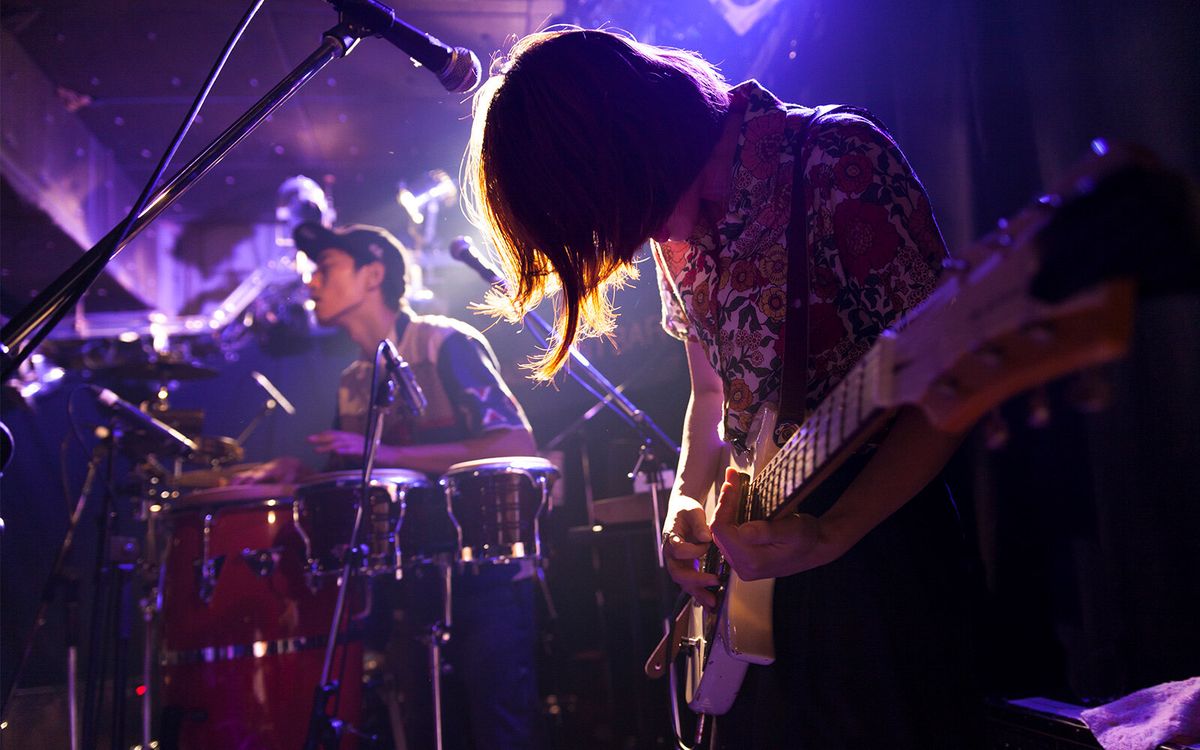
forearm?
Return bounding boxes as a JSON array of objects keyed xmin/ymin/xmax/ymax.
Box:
[
  {"xmin": 818, "ymin": 405, "xmax": 964, "ymax": 555},
  {"xmin": 672, "ymin": 389, "xmax": 726, "ymax": 505},
  {"xmin": 671, "ymin": 339, "xmax": 726, "ymax": 512},
  {"xmin": 376, "ymin": 426, "xmax": 537, "ymax": 476}
]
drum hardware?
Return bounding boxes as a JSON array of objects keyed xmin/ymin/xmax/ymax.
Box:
[
  {"xmin": 239, "ymin": 546, "xmax": 283, "ymax": 577},
  {"xmin": 234, "ymin": 370, "xmax": 297, "ymax": 445},
  {"xmin": 194, "ymin": 513, "xmax": 224, "ymax": 604},
  {"xmin": 2, "ymin": 401, "xmax": 178, "ymax": 750},
  {"xmin": 421, "ymin": 559, "xmax": 455, "ymax": 750}
]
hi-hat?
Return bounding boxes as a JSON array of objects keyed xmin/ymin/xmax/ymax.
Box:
[{"xmin": 92, "ymin": 357, "xmax": 218, "ymax": 382}]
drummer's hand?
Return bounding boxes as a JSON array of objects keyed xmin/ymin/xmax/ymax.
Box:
[
  {"xmin": 662, "ymin": 494, "xmax": 719, "ymax": 609},
  {"xmin": 307, "ymin": 430, "xmax": 366, "ymax": 459},
  {"xmin": 231, "ymin": 456, "xmax": 307, "ymax": 485}
]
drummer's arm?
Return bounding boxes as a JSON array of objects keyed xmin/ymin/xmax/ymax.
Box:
[{"xmin": 375, "ymin": 426, "xmax": 536, "ymax": 476}]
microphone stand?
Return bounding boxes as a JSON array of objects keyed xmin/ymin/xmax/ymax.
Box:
[
  {"xmin": 510, "ymin": 307, "xmax": 689, "ymax": 745},
  {"xmin": 303, "ymin": 342, "xmax": 400, "ymax": 750},
  {"xmin": 521, "ymin": 310, "xmax": 680, "ymax": 459},
  {"xmin": 0, "ymin": 21, "xmax": 367, "ymax": 380}
]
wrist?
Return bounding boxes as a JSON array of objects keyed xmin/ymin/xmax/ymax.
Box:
[{"xmin": 803, "ymin": 511, "xmax": 855, "ymax": 567}]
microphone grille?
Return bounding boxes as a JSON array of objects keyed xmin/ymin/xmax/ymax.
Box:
[
  {"xmin": 439, "ymin": 48, "xmax": 482, "ymax": 93},
  {"xmin": 448, "ymin": 236, "xmax": 473, "ymax": 261}
]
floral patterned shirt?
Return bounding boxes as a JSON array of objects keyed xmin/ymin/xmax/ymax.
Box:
[{"xmin": 653, "ymin": 81, "xmax": 947, "ymax": 448}]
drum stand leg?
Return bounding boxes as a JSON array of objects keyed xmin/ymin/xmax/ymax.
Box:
[{"xmin": 424, "ymin": 560, "xmax": 453, "ymax": 750}]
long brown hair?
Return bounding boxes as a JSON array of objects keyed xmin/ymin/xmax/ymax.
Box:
[{"xmin": 465, "ymin": 28, "xmax": 729, "ymax": 378}]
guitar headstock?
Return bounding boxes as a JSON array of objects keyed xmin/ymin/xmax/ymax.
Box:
[{"xmin": 888, "ymin": 141, "xmax": 1194, "ymax": 433}]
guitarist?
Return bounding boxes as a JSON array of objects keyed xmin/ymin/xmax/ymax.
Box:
[{"xmin": 466, "ymin": 28, "xmax": 981, "ymax": 748}]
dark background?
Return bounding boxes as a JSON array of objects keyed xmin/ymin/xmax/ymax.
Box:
[{"xmin": 2, "ymin": 1, "xmax": 1198, "ymax": 747}]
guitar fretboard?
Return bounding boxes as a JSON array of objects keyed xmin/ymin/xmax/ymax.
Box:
[{"xmin": 746, "ymin": 335, "xmax": 896, "ymax": 521}]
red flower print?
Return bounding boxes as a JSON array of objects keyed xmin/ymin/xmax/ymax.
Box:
[
  {"xmin": 730, "ymin": 260, "xmax": 760, "ymax": 291},
  {"xmin": 691, "ymin": 280, "xmax": 710, "ymax": 317},
  {"xmin": 812, "ymin": 263, "xmax": 839, "ymax": 300},
  {"xmin": 834, "ymin": 153, "xmax": 874, "ymax": 194},
  {"xmin": 754, "ymin": 163, "xmax": 794, "ymax": 233},
  {"xmin": 832, "ymin": 199, "xmax": 901, "ymax": 280},
  {"xmin": 742, "ymin": 114, "xmax": 785, "ymax": 180},
  {"xmin": 809, "ymin": 163, "xmax": 835, "ymax": 201},
  {"xmin": 757, "ymin": 286, "xmax": 787, "ymax": 321},
  {"xmin": 907, "ymin": 192, "xmax": 945, "ymax": 261}
]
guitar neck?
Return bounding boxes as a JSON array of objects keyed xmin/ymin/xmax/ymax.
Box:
[{"xmin": 747, "ymin": 336, "xmax": 899, "ymax": 522}]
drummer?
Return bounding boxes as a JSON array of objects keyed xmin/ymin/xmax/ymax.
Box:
[{"xmin": 238, "ymin": 222, "xmax": 542, "ymax": 749}]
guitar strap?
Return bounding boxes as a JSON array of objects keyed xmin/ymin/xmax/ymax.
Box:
[{"xmin": 776, "ymin": 104, "xmax": 889, "ymax": 444}]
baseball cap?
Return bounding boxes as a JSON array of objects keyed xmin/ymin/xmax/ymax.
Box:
[{"xmin": 293, "ymin": 222, "xmax": 411, "ymax": 301}]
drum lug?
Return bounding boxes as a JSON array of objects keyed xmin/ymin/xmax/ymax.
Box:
[
  {"xmin": 240, "ymin": 546, "xmax": 282, "ymax": 577},
  {"xmin": 194, "ymin": 555, "xmax": 225, "ymax": 604}
]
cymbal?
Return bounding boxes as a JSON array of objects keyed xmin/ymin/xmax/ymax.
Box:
[
  {"xmin": 169, "ymin": 463, "xmax": 263, "ymax": 489},
  {"xmin": 189, "ymin": 435, "xmax": 246, "ymax": 467},
  {"xmin": 93, "ymin": 358, "xmax": 218, "ymax": 381}
]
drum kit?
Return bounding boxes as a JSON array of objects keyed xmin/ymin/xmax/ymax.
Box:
[
  {"xmin": 155, "ymin": 458, "xmax": 558, "ymax": 749},
  {"xmin": 15, "ymin": 354, "xmax": 560, "ymax": 750}
]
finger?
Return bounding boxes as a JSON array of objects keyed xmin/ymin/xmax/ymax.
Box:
[
  {"xmin": 667, "ymin": 560, "xmax": 720, "ymax": 589},
  {"xmin": 737, "ymin": 520, "xmax": 775, "ymax": 546},
  {"xmin": 710, "ymin": 467, "xmax": 742, "ymax": 532},
  {"xmin": 667, "ymin": 563, "xmax": 718, "ymax": 607},
  {"xmin": 667, "ymin": 539, "xmax": 712, "ymax": 561},
  {"xmin": 681, "ymin": 511, "xmax": 713, "ymax": 544}
]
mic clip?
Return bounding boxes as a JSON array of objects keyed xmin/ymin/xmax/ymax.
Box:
[{"xmin": 379, "ymin": 340, "xmax": 427, "ymax": 418}]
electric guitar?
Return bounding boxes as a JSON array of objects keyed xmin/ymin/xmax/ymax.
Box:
[{"xmin": 644, "ymin": 142, "xmax": 1178, "ymax": 719}]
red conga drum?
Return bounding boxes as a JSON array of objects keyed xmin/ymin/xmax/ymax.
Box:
[{"xmin": 159, "ymin": 484, "xmax": 362, "ymax": 749}]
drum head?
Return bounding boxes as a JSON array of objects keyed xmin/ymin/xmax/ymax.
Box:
[
  {"xmin": 296, "ymin": 468, "xmax": 430, "ymax": 493},
  {"xmin": 442, "ymin": 455, "xmax": 557, "ymax": 479}
]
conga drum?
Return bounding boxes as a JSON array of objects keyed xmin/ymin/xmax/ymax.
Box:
[{"xmin": 158, "ymin": 484, "xmax": 362, "ymax": 749}]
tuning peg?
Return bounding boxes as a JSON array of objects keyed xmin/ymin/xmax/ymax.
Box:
[
  {"xmin": 982, "ymin": 409, "xmax": 1009, "ymax": 450},
  {"xmin": 1026, "ymin": 386, "xmax": 1052, "ymax": 428},
  {"xmin": 1067, "ymin": 370, "xmax": 1114, "ymax": 414}
]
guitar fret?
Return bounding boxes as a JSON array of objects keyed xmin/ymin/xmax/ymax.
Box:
[
  {"xmin": 807, "ymin": 426, "xmax": 817, "ymax": 487},
  {"xmin": 816, "ymin": 404, "xmax": 829, "ymax": 467},
  {"xmin": 755, "ymin": 345, "xmax": 894, "ymax": 521}
]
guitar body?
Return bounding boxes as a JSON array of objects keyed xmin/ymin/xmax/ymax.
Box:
[{"xmin": 684, "ymin": 408, "xmax": 781, "ymax": 715}]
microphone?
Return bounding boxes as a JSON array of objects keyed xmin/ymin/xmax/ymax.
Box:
[
  {"xmin": 331, "ymin": 0, "xmax": 482, "ymax": 93},
  {"xmin": 90, "ymin": 386, "xmax": 198, "ymax": 457},
  {"xmin": 251, "ymin": 371, "xmax": 297, "ymax": 416},
  {"xmin": 449, "ymin": 236, "xmax": 507, "ymax": 291},
  {"xmin": 380, "ymin": 340, "xmax": 427, "ymax": 418}
]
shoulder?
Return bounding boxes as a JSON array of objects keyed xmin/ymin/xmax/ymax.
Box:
[
  {"xmin": 409, "ymin": 313, "xmax": 489, "ymax": 347},
  {"xmin": 804, "ymin": 108, "xmax": 901, "ymax": 161}
]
